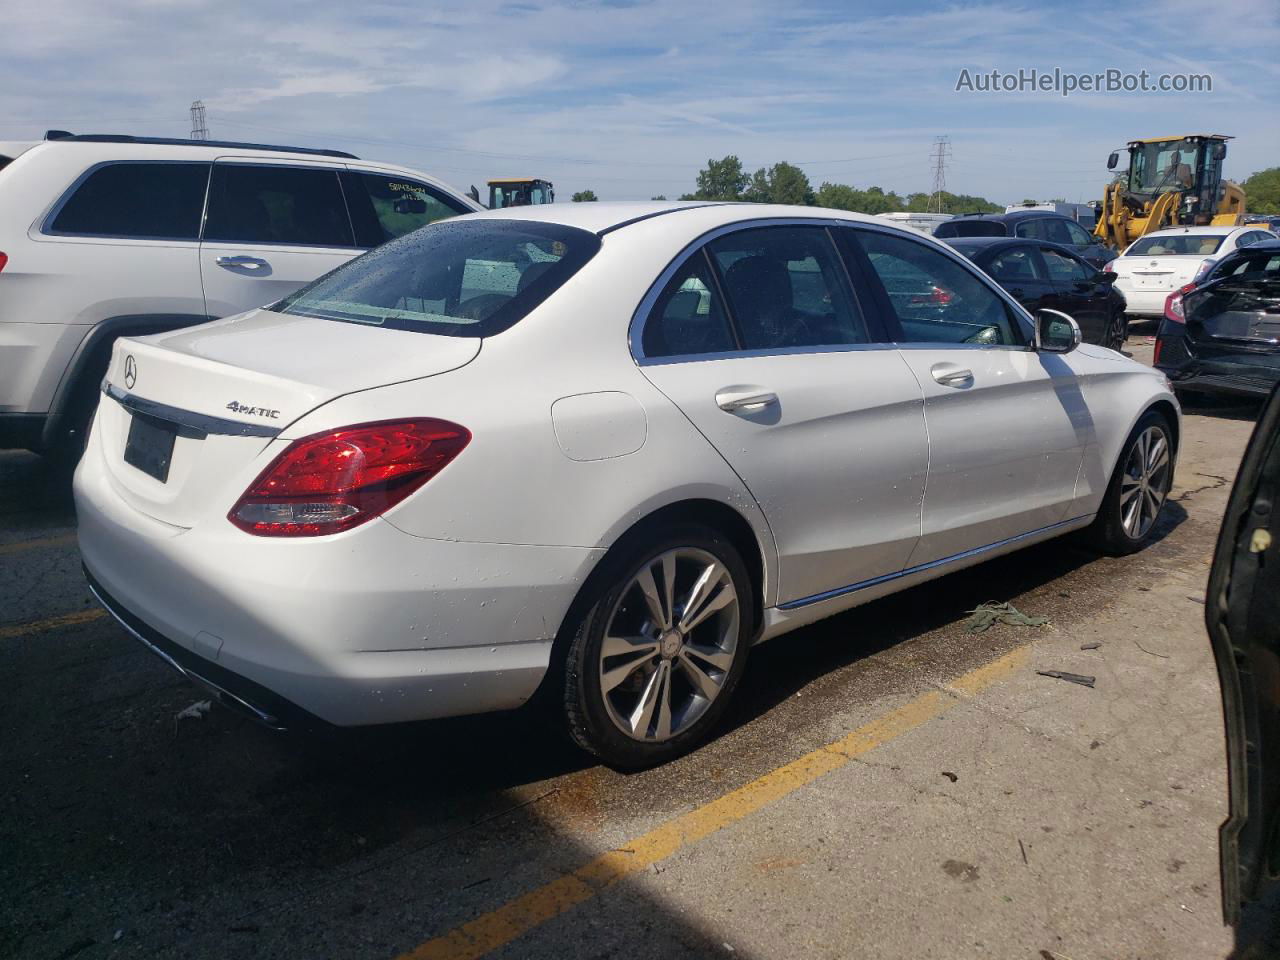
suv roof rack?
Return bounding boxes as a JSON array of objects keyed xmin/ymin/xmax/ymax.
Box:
[{"xmin": 44, "ymin": 132, "xmax": 358, "ymax": 160}]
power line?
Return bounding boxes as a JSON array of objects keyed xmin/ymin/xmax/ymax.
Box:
[
  {"xmin": 189, "ymin": 100, "xmax": 209, "ymax": 141},
  {"xmin": 929, "ymin": 136, "xmax": 951, "ymax": 213}
]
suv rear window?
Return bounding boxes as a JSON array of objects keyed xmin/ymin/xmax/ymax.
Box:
[
  {"xmin": 341, "ymin": 172, "xmax": 468, "ymax": 246},
  {"xmin": 276, "ymin": 219, "xmax": 601, "ymax": 337},
  {"xmin": 1127, "ymin": 235, "xmax": 1225, "ymax": 256},
  {"xmin": 933, "ymin": 220, "xmax": 1005, "ymax": 238},
  {"xmin": 48, "ymin": 162, "xmax": 209, "ymax": 240}
]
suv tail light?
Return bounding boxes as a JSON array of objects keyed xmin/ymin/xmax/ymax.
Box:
[
  {"xmin": 1102, "ymin": 260, "xmax": 1114, "ymax": 273},
  {"xmin": 229, "ymin": 419, "xmax": 470, "ymax": 537},
  {"xmin": 0, "ymin": 252, "xmax": 8, "ymax": 273},
  {"xmin": 1163, "ymin": 282, "xmax": 1198, "ymax": 325}
]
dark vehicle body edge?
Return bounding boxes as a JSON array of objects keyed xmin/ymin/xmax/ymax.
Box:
[{"xmin": 1207, "ymin": 382, "xmax": 1280, "ymax": 927}]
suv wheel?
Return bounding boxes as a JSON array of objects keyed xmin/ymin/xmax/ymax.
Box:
[{"xmin": 561, "ymin": 524, "xmax": 752, "ymax": 769}]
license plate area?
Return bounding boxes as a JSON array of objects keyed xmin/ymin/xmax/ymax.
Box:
[{"xmin": 124, "ymin": 413, "xmax": 178, "ymax": 483}]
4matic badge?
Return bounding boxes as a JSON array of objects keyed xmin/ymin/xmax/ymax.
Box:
[{"xmin": 225, "ymin": 401, "xmax": 281, "ymax": 419}]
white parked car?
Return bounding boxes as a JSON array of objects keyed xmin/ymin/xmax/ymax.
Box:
[
  {"xmin": 1107, "ymin": 225, "xmax": 1277, "ymax": 319},
  {"xmin": 0, "ymin": 132, "xmax": 481, "ymax": 460},
  {"xmin": 76, "ymin": 203, "xmax": 1179, "ymax": 768}
]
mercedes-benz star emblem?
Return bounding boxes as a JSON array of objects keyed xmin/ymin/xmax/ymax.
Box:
[{"xmin": 124, "ymin": 355, "xmax": 137, "ymax": 390}]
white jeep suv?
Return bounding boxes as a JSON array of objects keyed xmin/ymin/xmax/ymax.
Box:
[{"xmin": 0, "ymin": 132, "xmax": 481, "ymax": 459}]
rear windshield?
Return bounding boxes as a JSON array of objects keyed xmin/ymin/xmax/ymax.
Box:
[
  {"xmin": 276, "ymin": 219, "xmax": 601, "ymax": 337},
  {"xmin": 933, "ymin": 220, "xmax": 1006, "ymax": 238},
  {"xmin": 1127, "ymin": 235, "xmax": 1225, "ymax": 257},
  {"xmin": 1215, "ymin": 251, "xmax": 1280, "ymax": 280}
]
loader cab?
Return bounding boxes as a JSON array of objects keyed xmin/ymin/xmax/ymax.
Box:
[
  {"xmin": 1125, "ymin": 135, "xmax": 1231, "ymax": 224},
  {"xmin": 488, "ymin": 178, "xmax": 555, "ymax": 209}
]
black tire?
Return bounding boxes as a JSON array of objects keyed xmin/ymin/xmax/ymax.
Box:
[
  {"xmin": 1087, "ymin": 410, "xmax": 1175, "ymax": 555},
  {"xmin": 1105, "ymin": 310, "xmax": 1128, "ymax": 352},
  {"xmin": 561, "ymin": 522, "xmax": 753, "ymax": 770}
]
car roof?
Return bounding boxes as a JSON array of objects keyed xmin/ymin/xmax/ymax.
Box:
[
  {"xmin": 40, "ymin": 133, "xmax": 357, "ymax": 159},
  {"xmin": 953, "ymin": 210, "xmax": 1078, "ymax": 223},
  {"xmin": 460, "ymin": 201, "xmax": 906, "ymax": 236}
]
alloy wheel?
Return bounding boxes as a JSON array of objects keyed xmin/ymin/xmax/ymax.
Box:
[
  {"xmin": 1120, "ymin": 425, "xmax": 1171, "ymax": 539},
  {"xmin": 597, "ymin": 547, "xmax": 740, "ymax": 742}
]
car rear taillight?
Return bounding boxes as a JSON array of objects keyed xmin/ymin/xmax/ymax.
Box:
[
  {"xmin": 1163, "ymin": 282, "xmax": 1198, "ymax": 325},
  {"xmin": 1102, "ymin": 261, "xmax": 1114, "ymax": 273},
  {"xmin": 229, "ymin": 418, "xmax": 470, "ymax": 537},
  {"xmin": 1193, "ymin": 258, "xmax": 1215, "ymax": 283},
  {"xmin": 0, "ymin": 252, "xmax": 8, "ymax": 273},
  {"xmin": 1153, "ymin": 338, "xmax": 1163, "ymax": 364}
]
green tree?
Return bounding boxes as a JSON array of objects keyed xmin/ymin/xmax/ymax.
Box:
[
  {"xmin": 650, "ymin": 195, "xmax": 667, "ymax": 201},
  {"xmin": 1243, "ymin": 168, "xmax": 1280, "ymax": 214},
  {"xmin": 743, "ymin": 167, "xmax": 771, "ymax": 203},
  {"xmin": 814, "ymin": 182, "xmax": 863, "ymax": 211},
  {"xmin": 767, "ymin": 162, "xmax": 814, "ymax": 206},
  {"xmin": 691, "ymin": 155, "xmax": 749, "ymax": 200},
  {"xmin": 571, "ymin": 190, "xmax": 598, "ymax": 202}
]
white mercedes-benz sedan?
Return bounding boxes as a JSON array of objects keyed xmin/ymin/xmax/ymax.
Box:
[{"xmin": 75, "ymin": 202, "xmax": 1179, "ymax": 767}]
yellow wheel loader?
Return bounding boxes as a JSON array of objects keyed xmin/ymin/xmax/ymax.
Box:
[
  {"xmin": 487, "ymin": 178, "xmax": 554, "ymax": 209},
  {"xmin": 1094, "ymin": 135, "xmax": 1247, "ymax": 250}
]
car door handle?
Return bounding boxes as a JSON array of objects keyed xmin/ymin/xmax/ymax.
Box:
[
  {"xmin": 715, "ymin": 387, "xmax": 778, "ymax": 413},
  {"xmin": 215, "ymin": 255, "xmax": 268, "ymax": 270},
  {"xmin": 930, "ymin": 363, "xmax": 974, "ymax": 387}
]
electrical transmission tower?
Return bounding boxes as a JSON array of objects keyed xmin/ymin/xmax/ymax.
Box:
[
  {"xmin": 929, "ymin": 136, "xmax": 951, "ymax": 214},
  {"xmin": 189, "ymin": 100, "xmax": 209, "ymax": 141}
]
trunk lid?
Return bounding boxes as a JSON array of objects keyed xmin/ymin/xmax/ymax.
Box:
[
  {"xmin": 1207, "ymin": 383, "xmax": 1280, "ymax": 926},
  {"xmin": 1113, "ymin": 254, "xmax": 1210, "ymax": 293},
  {"xmin": 97, "ymin": 308, "xmax": 481, "ymax": 528}
]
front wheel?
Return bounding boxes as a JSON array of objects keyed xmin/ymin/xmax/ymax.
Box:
[
  {"xmin": 1087, "ymin": 411, "xmax": 1174, "ymax": 555},
  {"xmin": 561, "ymin": 524, "xmax": 752, "ymax": 769}
]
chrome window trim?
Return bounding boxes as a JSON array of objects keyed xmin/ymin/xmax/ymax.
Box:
[
  {"xmin": 103, "ymin": 382, "xmax": 281, "ymax": 438},
  {"xmin": 39, "ymin": 159, "xmax": 213, "ymax": 243},
  {"xmin": 629, "ymin": 216, "xmax": 1039, "ymax": 365}
]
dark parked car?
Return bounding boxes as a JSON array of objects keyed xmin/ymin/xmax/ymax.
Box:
[
  {"xmin": 1207, "ymin": 382, "xmax": 1280, "ymax": 943},
  {"xmin": 933, "ymin": 210, "xmax": 1116, "ymax": 269},
  {"xmin": 943, "ymin": 237, "xmax": 1128, "ymax": 349},
  {"xmin": 1155, "ymin": 239, "xmax": 1280, "ymax": 398}
]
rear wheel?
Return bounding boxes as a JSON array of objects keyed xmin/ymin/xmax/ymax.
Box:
[
  {"xmin": 1087, "ymin": 410, "xmax": 1174, "ymax": 554},
  {"xmin": 561, "ymin": 524, "xmax": 752, "ymax": 769},
  {"xmin": 1104, "ymin": 309, "xmax": 1128, "ymax": 352}
]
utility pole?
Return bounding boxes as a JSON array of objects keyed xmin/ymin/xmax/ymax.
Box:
[
  {"xmin": 189, "ymin": 100, "xmax": 209, "ymax": 141},
  {"xmin": 929, "ymin": 136, "xmax": 951, "ymax": 214}
]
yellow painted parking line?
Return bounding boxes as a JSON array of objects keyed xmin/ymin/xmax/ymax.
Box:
[
  {"xmin": 0, "ymin": 532, "xmax": 77, "ymax": 556},
  {"xmin": 396, "ymin": 645, "xmax": 1029, "ymax": 960},
  {"xmin": 0, "ymin": 608, "xmax": 106, "ymax": 640}
]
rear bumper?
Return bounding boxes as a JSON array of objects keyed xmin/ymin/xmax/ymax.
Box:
[
  {"xmin": 1155, "ymin": 334, "xmax": 1280, "ymax": 398},
  {"xmin": 74, "ymin": 423, "xmax": 602, "ymax": 727},
  {"xmin": 1115, "ymin": 288, "xmax": 1169, "ymax": 317}
]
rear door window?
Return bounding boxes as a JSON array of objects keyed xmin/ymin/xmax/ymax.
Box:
[
  {"xmin": 1063, "ymin": 220, "xmax": 1094, "ymax": 248},
  {"xmin": 204, "ymin": 164, "xmax": 354, "ymax": 247},
  {"xmin": 48, "ymin": 162, "xmax": 210, "ymax": 240},
  {"xmin": 988, "ymin": 247, "xmax": 1046, "ymax": 283},
  {"xmin": 849, "ymin": 228, "xmax": 1025, "ymax": 345},
  {"xmin": 276, "ymin": 219, "xmax": 600, "ymax": 337},
  {"xmin": 705, "ymin": 226, "xmax": 868, "ymax": 350},
  {"xmin": 341, "ymin": 172, "xmax": 469, "ymax": 247}
]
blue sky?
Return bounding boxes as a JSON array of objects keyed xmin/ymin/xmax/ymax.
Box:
[{"xmin": 2, "ymin": 0, "xmax": 1276, "ymax": 204}]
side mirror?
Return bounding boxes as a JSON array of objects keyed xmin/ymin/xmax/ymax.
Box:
[
  {"xmin": 468, "ymin": 184, "xmax": 481, "ymax": 203},
  {"xmin": 1107, "ymin": 151, "xmax": 1119, "ymax": 170},
  {"xmin": 1035, "ymin": 308, "xmax": 1082, "ymax": 353}
]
